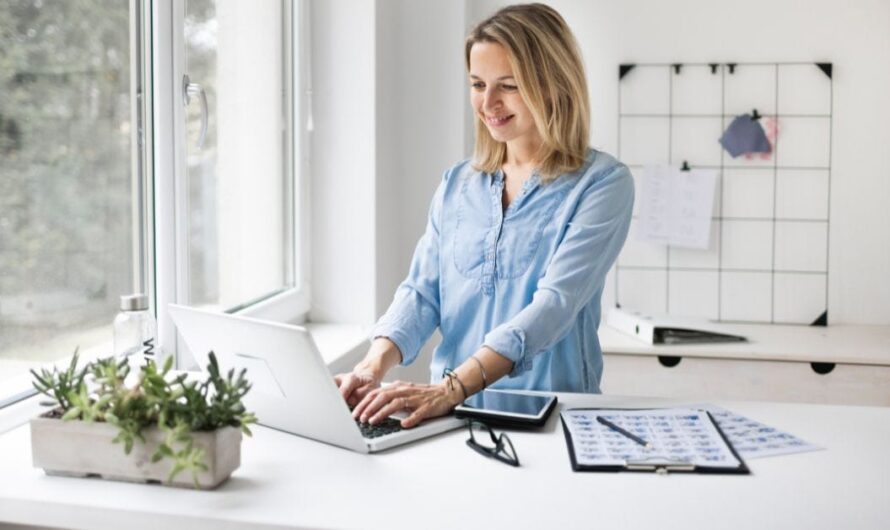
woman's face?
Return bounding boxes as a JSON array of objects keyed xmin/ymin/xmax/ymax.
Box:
[{"xmin": 469, "ymin": 42, "xmax": 539, "ymax": 148}]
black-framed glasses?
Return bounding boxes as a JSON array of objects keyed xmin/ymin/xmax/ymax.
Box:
[{"xmin": 466, "ymin": 420, "xmax": 520, "ymax": 467}]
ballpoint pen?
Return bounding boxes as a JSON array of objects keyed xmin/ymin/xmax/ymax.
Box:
[{"xmin": 596, "ymin": 415, "xmax": 653, "ymax": 449}]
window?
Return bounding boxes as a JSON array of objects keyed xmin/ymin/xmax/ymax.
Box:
[
  {"xmin": 0, "ymin": 0, "xmax": 137, "ymax": 392},
  {"xmin": 0, "ymin": 0, "xmax": 308, "ymax": 402},
  {"xmin": 182, "ymin": 0, "xmax": 297, "ymax": 310}
]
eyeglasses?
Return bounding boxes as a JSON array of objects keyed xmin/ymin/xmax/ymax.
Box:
[{"xmin": 466, "ymin": 420, "xmax": 520, "ymax": 467}]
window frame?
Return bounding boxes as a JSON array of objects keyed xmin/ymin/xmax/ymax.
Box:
[
  {"xmin": 0, "ymin": 0, "xmax": 153, "ymax": 411},
  {"xmin": 152, "ymin": 0, "xmax": 311, "ymax": 366},
  {"xmin": 0, "ymin": 0, "xmax": 311, "ymax": 410}
]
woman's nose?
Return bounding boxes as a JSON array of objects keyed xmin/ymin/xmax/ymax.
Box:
[{"xmin": 482, "ymin": 88, "xmax": 501, "ymax": 113}]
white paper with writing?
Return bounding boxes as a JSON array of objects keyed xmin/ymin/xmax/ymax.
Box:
[{"xmin": 638, "ymin": 165, "xmax": 718, "ymax": 249}]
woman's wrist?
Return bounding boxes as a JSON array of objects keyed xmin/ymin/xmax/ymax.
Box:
[
  {"xmin": 437, "ymin": 379, "xmax": 466, "ymax": 408},
  {"xmin": 359, "ymin": 337, "xmax": 402, "ymax": 379},
  {"xmin": 443, "ymin": 347, "xmax": 512, "ymax": 400},
  {"xmin": 435, "ymin": 377, "xmax": 467, "ymax": 409}
]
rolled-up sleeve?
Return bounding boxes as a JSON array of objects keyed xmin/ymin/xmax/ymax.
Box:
[
  {"xmin": 483, "ymin": 164, "xmax": 635, "ymax": 376},
  {"xmin": 370, "ymin": 173, "xmax": 447, "ymax": 366}
]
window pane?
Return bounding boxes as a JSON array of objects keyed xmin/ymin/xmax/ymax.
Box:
[
  {"xmin": 0, "ymin": 0, "xmax": 136, "ymax": 384},
  {"xmin": 184, "ymin": 0, "xmax": 294, "ymax": 310}
]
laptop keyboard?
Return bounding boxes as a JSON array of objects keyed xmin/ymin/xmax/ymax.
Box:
[
  {"xmin": 356, "ymin": 416, "xmax": 403, "ymax": 438},
  {"xmin": 349, "ymin": 406, "xmax": 404, "ymax": 438}
]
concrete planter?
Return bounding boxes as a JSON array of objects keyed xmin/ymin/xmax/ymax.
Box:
[{"xmin": 30, "ymin": 413, "xmax": 242, "ymax": 489}]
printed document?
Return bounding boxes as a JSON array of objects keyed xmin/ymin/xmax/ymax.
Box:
[
  {"xmin": 692, "ymin": 404, "xmax": 823, "ymax": 459},
  {"xmin": 561, "ymin": 408, "xmax": 741, "ymax": 468}
]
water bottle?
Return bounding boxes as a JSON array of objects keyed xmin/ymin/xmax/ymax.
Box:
[{"xmin": 113, "ymin": 294, "xmax": 161, "ymax": 375}]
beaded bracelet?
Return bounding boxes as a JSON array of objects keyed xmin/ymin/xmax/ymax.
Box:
[
  {"xmin": 469, "ymin": 356, "xmax": 488, "ymax": 390},
  {"xmin": 442, "ymin": 368, "xmax": 468, "ymax": 400}
]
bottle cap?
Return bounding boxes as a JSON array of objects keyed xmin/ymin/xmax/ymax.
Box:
[{"xmin": 120, "ymin": 294, "xmax": 149, "ymax": 312}]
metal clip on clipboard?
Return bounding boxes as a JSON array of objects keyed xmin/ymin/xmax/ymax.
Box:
[{"xmin": 626, "ymin": 456, "xmax": 696, "ymax": 474}]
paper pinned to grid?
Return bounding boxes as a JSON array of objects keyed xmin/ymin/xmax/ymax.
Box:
[{"xmin": 637, "ymin": 165, "xmax": 718, "ymax": 249}]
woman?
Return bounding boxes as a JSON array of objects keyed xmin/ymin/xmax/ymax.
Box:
[{"xmin": 336, "ymin": 3, "xmax": 634, "ymax": 428}]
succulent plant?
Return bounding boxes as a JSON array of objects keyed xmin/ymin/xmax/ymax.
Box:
[{"xmin": 31, "ymin": 351, "xmax": 256, "ymax": 487}]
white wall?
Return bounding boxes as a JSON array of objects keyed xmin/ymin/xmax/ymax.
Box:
[
  {"xmin": 466, "ymin": 0, "xmax": 890, "ymax": 325},
  {"xmin": 309, "ymin": 0, "xmax": 890, "ymax": 332},
  {"xmin": 308, "ymin": 0, "xmax": 467, "ymax": 321},
  {"xmin": 374, "ymin": 0, "xmax": 468, "ymax": 381},
  {"xmin": 308, "ymin": 0, "xmax": 466, "ymax": 380},
  {"xmin": 308, "ymin": 0, "xmax": 377, "ymax": 324},
  {"xmin": 375, "ymin": 0, "xmax": 468, "ymax": 317}
]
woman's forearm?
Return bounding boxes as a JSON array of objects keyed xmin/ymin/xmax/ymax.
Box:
[
  {"xmin": 446, "ymin": 346, "xmax": 514, "ymax": 404},
  {"xmin": 362, "ymin": 337, "xmax": 404, "ymax": 378}
]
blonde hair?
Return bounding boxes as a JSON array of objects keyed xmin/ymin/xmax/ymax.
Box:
[{"xmin": 466, "ymin": 3, "xmax": 590, "ymax": 182}]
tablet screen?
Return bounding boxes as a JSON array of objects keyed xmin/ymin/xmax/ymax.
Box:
[{"xmin": 460, "ymin": 390, "xmax": 554, "ymax": 418}]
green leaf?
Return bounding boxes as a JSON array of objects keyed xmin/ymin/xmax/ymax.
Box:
[
  {"xmin": 68, "ymin": 348, "xmax": 80, "ymax": 374},
  {"xmin": 168, "ymin": 462, "xmax": 186, "ymax": 483},
  {"xmin": 61, "ymin": 408, "xmax": 81, "ymax": 421}
]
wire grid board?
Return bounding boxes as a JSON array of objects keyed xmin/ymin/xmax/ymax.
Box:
[{"xmin": 615, "ymin": 62, "xmax": 832, "ymax": 325}]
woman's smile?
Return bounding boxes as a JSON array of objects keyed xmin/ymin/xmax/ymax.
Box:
[{"xmin": 485, "ymin": 114, "xmax": 514, "ymax": 127}]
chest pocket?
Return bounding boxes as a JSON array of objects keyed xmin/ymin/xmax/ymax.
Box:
[
  {"xmin": 495, "ymin": 187, "xmax": 567, "ymax": 278},
  {"xmin": 453, "ymin": 179, "xmax": 568, "ymax": 279}
]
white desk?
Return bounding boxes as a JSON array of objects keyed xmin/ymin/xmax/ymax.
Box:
[
  {"xmin": 1, "ymin": 393, "xmax": 888, "ymax": 530},
  {"xmin": 598, "ymin": 324, "xmax": 890, "ymax": 406},
  {"xmin": 598, "ymin": 323, "xmax": 890, "ymax": 365}
]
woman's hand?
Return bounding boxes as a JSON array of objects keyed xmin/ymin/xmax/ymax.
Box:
[
  {"xmin": 334, "ymin": 364, "xmax": 383, "ymax": 408},
  {"xmin": 334, "ymin": 337, "xmax": 403, "ymax": 407},
  {"xmin": 352, "ymin": 380, "xmax": 463, "ymax": 429}
]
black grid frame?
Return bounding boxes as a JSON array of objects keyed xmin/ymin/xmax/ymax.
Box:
[{"xmin": 614, "ymin": 62, "xmax": 833, "ymax": 325}]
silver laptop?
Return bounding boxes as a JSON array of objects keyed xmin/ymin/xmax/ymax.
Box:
[{"xmin": 168, "ymin": 304, "xmax": 464, "ymax": 453}]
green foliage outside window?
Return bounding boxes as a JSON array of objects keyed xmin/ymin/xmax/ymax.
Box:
[{"xmin": 0, "ymin": 0, "xmax": 133, "ymax": 354}]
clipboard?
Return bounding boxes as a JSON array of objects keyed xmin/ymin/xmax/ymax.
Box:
[{"xmin": 560, "ymin": 408, "xmax": 750, "ymax": 475}]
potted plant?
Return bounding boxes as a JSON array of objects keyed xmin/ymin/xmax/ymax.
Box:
[{"xmin": 29, "ymin": 350, "xmax": 257, "ymax": 489}]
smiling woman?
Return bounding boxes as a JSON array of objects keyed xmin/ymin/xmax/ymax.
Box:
[
  {"xmin": 336, "ymin": 3, "xmax": 635, "ymax": 430},
  {"xmin": 469, "ymin": 47, "xmax": 536, "ymax": 145},
  {"xmin": 466, "ymin": 4, "xmax": 591, "ymax": 182}
]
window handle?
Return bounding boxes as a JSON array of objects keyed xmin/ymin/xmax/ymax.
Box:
[{"xmin": 182, "ymin": 74, "xmax": 208, "ymax": 149}]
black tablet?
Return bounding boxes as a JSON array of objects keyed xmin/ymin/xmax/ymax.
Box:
[{"xmin": 454, "ymin": 390, "xmax": 558, "ymax": 428}]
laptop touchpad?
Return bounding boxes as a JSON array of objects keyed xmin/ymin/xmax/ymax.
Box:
[{"xmin": 233, "ymin": 352, "xmax": 287, "ymax": 399}]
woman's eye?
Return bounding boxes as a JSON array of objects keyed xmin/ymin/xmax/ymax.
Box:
[
  {"xmin": 471, "ymin": 82, "xmax": 485, "ymax": 90},
  {"xmin": 502, "ymin": 84, "xmax": 518, "ymax": 91}
]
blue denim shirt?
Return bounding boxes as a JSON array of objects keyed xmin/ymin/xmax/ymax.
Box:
[{"xmin": 372, "ymin": 148, "xmax": 634, "ymax": 393}]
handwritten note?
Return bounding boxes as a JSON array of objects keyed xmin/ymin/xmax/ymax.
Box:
[{"xmin": 638, "ymin": 165, "xmax": 717, "ymax": 249}]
